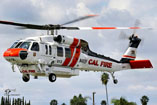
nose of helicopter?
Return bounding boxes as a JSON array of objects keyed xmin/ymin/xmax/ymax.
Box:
[{"xmin": 3, "ymin": 48, "xmax": 28, "ymax": 62}]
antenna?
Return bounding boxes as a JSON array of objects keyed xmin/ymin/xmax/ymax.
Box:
[
  {"xmin": 4, "ymin": 89, "xmax": 20, "ymax": 100},
  {"xmin": 51, "ymin": 30, "xmax": 54, "ymax": 35}
]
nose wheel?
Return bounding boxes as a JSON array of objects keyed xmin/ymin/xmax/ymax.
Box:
[
  {"xmin": 22, "ymin": 74, "xmax": 30, "ymax": 82},
  {"xmin": 113, "ymin": 79, "xmax": 118, "ymax": 84},
  {"xmin": 110, "ymin": 72, "xmax": 118, "ymax": 84},
  {"xmin": 48, "ymin": 73, "xmax": 56, "ymax": 82}
]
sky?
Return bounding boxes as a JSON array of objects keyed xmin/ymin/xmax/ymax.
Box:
[{"xmin": 0, "ymin": 0, "xmax": 157, "ymax": 105}]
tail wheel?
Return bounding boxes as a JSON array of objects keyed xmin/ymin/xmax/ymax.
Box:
[
  {"xmin": 49, "ymin": 73, "xmax": 56, "ymax": 82},
  {"xmin": 110, "ymin": 72, "xmax": 118, "ymax": 84},
  {"xmin": 22, "ymin": 74, "xmax": 30, "ymax": 82},
  {"xmin": 113, "ymin": 79, "xmax": 118, "ymax": 84}
]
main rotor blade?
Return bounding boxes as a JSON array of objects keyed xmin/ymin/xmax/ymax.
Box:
[
  {"xmin": 0, "ymin": 20, "xmax": 46, "ymax": 29},
  {"xmin": 0, "ymin": 20, "xmax": 152, "ymax": 30},
  {"xmin": 61, "ymin": 14, "xmax": 98, "ymax": 26},
  {"xmin": 65, "ymin": 27, "xmax": 152, "ymax": 30}
]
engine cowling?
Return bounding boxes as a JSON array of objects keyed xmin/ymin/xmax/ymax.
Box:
[{"xmin": 54, "ymin": 35, "xmax": 80, "ymax": 47}]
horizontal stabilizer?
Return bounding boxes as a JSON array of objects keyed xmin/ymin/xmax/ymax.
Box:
[{"xmin": 130, "ymin": 60, "xmax": 153, "ymax": 69}]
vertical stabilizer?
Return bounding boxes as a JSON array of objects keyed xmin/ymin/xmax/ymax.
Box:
[{"xmin": 120, "ymin": 34, "xmax": 141, "ymax": 63}]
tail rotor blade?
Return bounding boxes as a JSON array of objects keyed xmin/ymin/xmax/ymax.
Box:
[
  {"xmin": 133, "ymin": 19, "xmax": 141, "ymax": 35},
  {"xmin": 119, "ymin": 31, "xmax": 129, "ymax": 40}
]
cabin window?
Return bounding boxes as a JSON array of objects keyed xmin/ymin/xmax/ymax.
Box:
[
  {"xmin": 31, "ymin": 42, "xmax": 39, "ymax": 51},
  {"xmin": 57, "ymin": 47, "xmax": 63, "ymax": 57},
  {"xmin": 49, "ymin": 45, "xmax": 52, "ymax": 55},
  {"xmin": 65, "ymin": 48, "xmax": 71, "ymax": 58},
  {"xmin": 45, "ymin": 45, "xmax": 48, "ymax": 55},
  {"xmin": 19, "ymin": 42, "xmax": 31, "ymax": 50}
]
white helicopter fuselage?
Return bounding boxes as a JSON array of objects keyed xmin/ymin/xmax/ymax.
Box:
[{"xmin": 3, "ymin": 35, "xmax": 152, "ymax": 83}]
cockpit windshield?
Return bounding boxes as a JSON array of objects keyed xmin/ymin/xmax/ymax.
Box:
[
  {"xmin": 10, "ymin": 42, "xmax": 18, "ymax": 48},
  {"xmin": 19, "ymin": 42, "xmax": 31, "ymax": 49},
  {"xmin": 10, "ymin": 41, "xmax": 22, "ymax": 48}
]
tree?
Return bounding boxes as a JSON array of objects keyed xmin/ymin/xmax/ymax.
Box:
[
  {"xmin": 140, "ymin": 95, "xmax": 149, "ymax": 105},
  {"xmin": 101, "ymin": 100, "xmax": 106, "ymax": 105},
  {"xmin": 0, "ymin": 96, "xmax": 31, "ymax": 105},
  {"xmin": 111, "ymin": 97, "xmax": 137, "ymax": 105},
  {"xmin": 70, "ymin": 94, "xmax": 87, "ymax": 105},
  {"xmin": 22, "ymin": 97, "xmax": 24, "ymax": 105},
  {"xmin": 111, "ymin": 98, "xmax": 120, "ymax": 105},
  {"xmin": 101, "ymin": 73, "xmax": 109, "ymax": 105},
  {"xmin": 50, "ymin": 99, "xmax": 58, "ymax": 105},
  {"xmin": 1, "ymin": 96, "xmax": 5, "ymax": 105},
  {"xmin": 119, "ymin": 97, "xmax": 128, "ymax": 105},
  {"xmin": 26, "ymin": 100, "xmax": 31, "ymax": 105},
  {"xmin": 61, "ymin": 103, "xmax": 66, "ymax": 105}
]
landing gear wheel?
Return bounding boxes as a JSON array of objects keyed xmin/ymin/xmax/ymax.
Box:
[
  {"xmin": 49, "ymin": 73, "xmax": 56, "ymax": 82},
  {"xmin": 113, "ymin": 79, "xmax": 118, "ymax": 84},
  {"xmin": 22, "ymin": 74, "xmax": 30, "ymax": 82},
  {"xmin": 110, "ymin": 72, "xmax": 118, "ymax": 84}
]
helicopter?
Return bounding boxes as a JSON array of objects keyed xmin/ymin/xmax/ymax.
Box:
[{"xmin": 0, "ymin": 15, "xmax": 153, "ymax": 84}]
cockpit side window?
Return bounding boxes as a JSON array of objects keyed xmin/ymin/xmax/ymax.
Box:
[
  {"xmin": 31, "ymin": 42, "xmax": 39, "ymax": 51},
  {"xmin": 19, "ymin": 42, "xmax": 31, "ymax": 49}
]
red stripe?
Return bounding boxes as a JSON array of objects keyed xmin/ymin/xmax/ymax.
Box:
[
  {"xmin": 92, "ymin": 27, "xmax": 116, "ymax": 29},
  {"xmin": 123, "ymin": 55, "xmax": 136, "ymax": 59},
  {"xmin": 69, "ymin": 48, "xmax": 81, "ymax": 67},
  {"xmin": 29, "ymin": 70, "xmax": 35, "ymax": 73},
  {"xmin": 130, "ymin": 60, "xmax": 153, "ymax": 69},
  {"xmin": 62, "ymin": 48, "xmax": 74, "ymax": 66},
  {"xmin": 69, "ymin": 42, "xmax": 81, "ymax": 67},
  {"xmin": 62, "ymin": 38, "xmax": 79, "ymax": 66},
  {"xmin": 70, "ymin": 38, "xmax": 79, "ymax": 47}
]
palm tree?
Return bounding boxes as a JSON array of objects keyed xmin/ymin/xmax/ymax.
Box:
[
  {"xmin": 61, "ymin": 103, "xmax": 66, "ymax": 105},
  {"xmin": 101, "ymin": 73, "xmax": 109, "ymax": 105},
  {"xmin": 50, "ymin": 99, "xmax": 58, "ymax": 105},
  {"xmin": 70, "ymin": 94, "xmax": 88, "ymax": 105},
  {"xmin": 140, "ymin": 95, "xmax": 149, "ymax": 105},
  {"xmin": 101, "ymin": 100, "xmax": 107, "ymax": 105},
  {"xmin": 119, "ymin": 97, "xmax": 128, "ymax": 105},
  {"xmin": 111, "ymin": 98, "xmax": 120, "ymax": 105},
  {"xmin": 111, "ymin": 97, "xmax": 137, "ymax": 105}
]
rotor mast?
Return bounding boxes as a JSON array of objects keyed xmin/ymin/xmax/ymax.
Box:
[{"xmin": 47, "ymin": 30, "xmax": 55, "ymax": 35}]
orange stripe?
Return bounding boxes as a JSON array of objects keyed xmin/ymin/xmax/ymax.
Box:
[
  {"xmin": 87, "ymin": 14, "xmax": 98, "ymax": 17},
  {"xmin": 123, "ymin": 55, "xmax": 136, "ymax": 59},
  {"xmin": 3, "ymin": 48, "xmax": 27, "ymax": 57},
  {"xmin": 92, "ymin": 27, "xmax": 116, "ymax": 29},
  {"xmin": 129, "ymin": 27, "xmax": 140, "ymax": 29}
]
